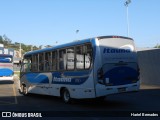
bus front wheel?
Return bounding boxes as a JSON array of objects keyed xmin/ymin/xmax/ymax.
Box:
[
  {"xmin": 22, "ymin": 85, "xmax": 28, "ymax": 96},
  {"xmin": 61, "ymin": 88, "xmax": 72, "ymax": 104}
]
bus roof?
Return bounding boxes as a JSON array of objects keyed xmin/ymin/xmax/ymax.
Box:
[
  {"xmin": 24, "ymin": 38, "xmax": 92, "ymax": 57},
  {"xmin": 97, "ymin": 35, "xmax": 133, "ymax": 40},
  {"xmin": 24, "ymin": 35, "xmax": 133, "ymax": 57}
]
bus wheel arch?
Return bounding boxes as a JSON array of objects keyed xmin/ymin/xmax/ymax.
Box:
[{"xmin": 60, "ymin": 87, "xmax": 72, "ymax": 104}]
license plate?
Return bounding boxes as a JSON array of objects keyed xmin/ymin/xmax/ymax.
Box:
[{"xmin": 118, "ymin": 87, "xmax": 126, "ymax": 92}]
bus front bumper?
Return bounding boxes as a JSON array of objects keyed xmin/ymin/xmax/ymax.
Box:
[{"xmin": 0, "ymin": 76, "xmax": 14, "ymax": 81}]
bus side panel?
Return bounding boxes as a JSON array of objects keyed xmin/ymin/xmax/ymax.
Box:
[
  {"xmin": 20, "ymin": 72, "xmax": 52, "ymax": 95},
  {"xmin": 20, "ymin": 70, "xmax": 96, "ymax": 99},
  {"xmin": 49, "ymin": 70, "xmax": 96, "ymax": 99}
]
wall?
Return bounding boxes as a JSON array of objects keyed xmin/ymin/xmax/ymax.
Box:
[{"xmin": 137, "ymin": 49, "xmax": 160, "ymax": 85}]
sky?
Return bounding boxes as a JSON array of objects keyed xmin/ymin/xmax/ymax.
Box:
[{"xmin": 0, "ymin": 0, "xmax": 160, "ymax": 48}]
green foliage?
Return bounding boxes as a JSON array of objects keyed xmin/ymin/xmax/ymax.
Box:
[
  {"xmin": 154, "ymin": 44, "xmax": 160, "ymax": 48},
  {"xmin": 0, "ymin": 36, "xmax": 3, "ymax": 43},
  {"xmin": 0, "ymin": 34, "xmax": 40, "ymax": 54}
]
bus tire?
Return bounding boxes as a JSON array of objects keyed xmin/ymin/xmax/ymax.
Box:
[
  {"xmin": 61, "ymin": 88, "xmax": 72, "ymax": 104},
  {"xmin": 95, "ymin": 96, "xmax": 106, "ymax": 101},
  {"xmin": 22, "ymin": 85, "xmax": 28, "ymax": 96}
]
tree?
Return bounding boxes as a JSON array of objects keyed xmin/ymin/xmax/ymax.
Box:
[
  {"xmin": 0, "ymin": 36, "xmax": 3, "ymax": 44},
  {"xmin": 3, "ymin": 34, "xmax": 12, "ymax": 45},
  {"xmin": 154, "ymin": 44, "xmax": 160, "ymax": 48},
  {"xmin": 33, "ymin": 46, "xmax": 38, "ymax": 50},
  {"xmin": 0, "ymin": 34, "xmax": 51, "ymax": 56}
]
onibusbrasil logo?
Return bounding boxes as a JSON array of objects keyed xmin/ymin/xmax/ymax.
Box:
[{"xmin": 1, "ymin": 112, "xmax": 42, "ymax": 118}]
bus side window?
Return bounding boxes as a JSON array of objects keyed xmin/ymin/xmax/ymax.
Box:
[
  {"xmin": 39, "ymin": 54, "xmax": 44, "ymax": 71},
  {"xmin": 26, "ymin": 59, "xmax": 31, "ymax": 72},
  {"xmin": 21, "ymin": 58, "xmax": 31, "ymax": 72},
  {"xmin": 44, "ymin": 52, "xmax": 51, "ymax": 71},
  {"xmin": 52, "ymin": 51, "xmax": 57, "ymax": 71},
  {"xmin": 59, "ymin": 49, "xmax": 66, "ymax": 70},
  {"xmin": 76, "ymin": 44, "xmax": 92, "ymax": 70},
  {"xmin": 84, "ymin": 44, "xmax": 92, "ymax": 69},
  {"xmin": 76, "ymin": 46, "xmax": 84, "ymax": 69},
  {"xmin": 67, "ymin": 47, "xmax": 75, "ymax": 70},
  {"xmin": 32, "ymin": 54, "xmax": 38, "ymax": 72}
]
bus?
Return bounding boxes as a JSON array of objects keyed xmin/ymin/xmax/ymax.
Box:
[
  {"xmin": 20, "ymin": 36, "xmax": 140, "ymax": 103},
  {"xmin": 0, "ymin": 54, "xmax": 14, "ymax": 81}
]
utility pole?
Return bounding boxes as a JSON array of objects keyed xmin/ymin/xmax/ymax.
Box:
[
  {"xmin": 124, "ymin": 0, "xmax": 131, "ymax": 37},
  {"xmin": 19, "ymin": 43, "xmax": 21, "ymax": 58}
]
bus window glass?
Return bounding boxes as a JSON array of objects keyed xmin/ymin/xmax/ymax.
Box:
[
  {"xmin": 21, "ymin": 58, "xmax": 31, "ymax": 72},
  {"xmin": 59, "ymin": 49, "xmax": 66, "ymax": 70},
  {"xmin": 84, "ymin": 44, "xmax": 92, "ymax": 69},
  {"xmin": 52, "ymin": 51, "xmax": 57, "ymax": 71},
  {"xmin": 76, "ymin": 46, "xmax": 84, "ymax": 69},
  {"xmin": 39, "ymin": 53, "xmax": 44, "ymax": 71},
  {"xmin": 44, "ymin": 52, "xmax": 51, "ymax": 71},
  {"xmin": 67, "ymin": 47, "xmax": 75, "ymax": 70},
  {"xmin": 32, "ymin": 54, "xmax": 38, "ymax": 72}
]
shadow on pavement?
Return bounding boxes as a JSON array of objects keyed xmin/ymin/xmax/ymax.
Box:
[{"xmin": 0, "ymin": 80, "xmax": 14, "ymax": 84}]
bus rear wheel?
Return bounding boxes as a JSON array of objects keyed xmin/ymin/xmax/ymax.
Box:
[
  {"xmin": 95, "ymin": 96, "xmax": 106, "ymax": 101},
  {"xmin": 62, "ymin": 88, "xmax": 72, "ymax": 104}
]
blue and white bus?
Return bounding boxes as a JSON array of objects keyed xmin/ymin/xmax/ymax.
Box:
[
  {"xmin": 0, "ymin": 54, "xmax": 14, "ymax": 81},
  {"xmin": 20, "ymin": 36, "xmax": 140, "ymax": 103}
]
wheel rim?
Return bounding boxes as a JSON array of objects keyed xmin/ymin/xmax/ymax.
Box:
[
  {"xmin": 23, "ymin": 86, "xmax": 27, "ymax": 95},
  {"xmin": 63, "ymin": 90, "xmax": 70, "ymax": 102}
]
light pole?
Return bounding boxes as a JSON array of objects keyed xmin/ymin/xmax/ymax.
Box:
[{"xmin": 124, "ymin": 0, "xmax": 131, "ymax": 37}]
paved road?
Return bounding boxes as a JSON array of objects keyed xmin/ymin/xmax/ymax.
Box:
[{"xmin": 0, "ymin": 76, "xmax": 160, "ymax": 119}]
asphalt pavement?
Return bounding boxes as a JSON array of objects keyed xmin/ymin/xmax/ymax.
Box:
[{"xmin": 0, "ymin": 76, "xmax": 160, "ymax": 119}]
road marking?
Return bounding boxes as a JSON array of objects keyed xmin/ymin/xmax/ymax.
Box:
[
  {"xmin": 0, "ymin": 91, "xmax": 13, "ymax": 93},
  {"xmin": 0, "ymin": 101, "xmax": 16, "ymax": 105},
  {"xmin": 13, "ymin": 82, "xmax": 18, "ymax": 104},
  {"xmin": 0, "ymin": 80, "xmax": 18, "ymax": 105}
]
